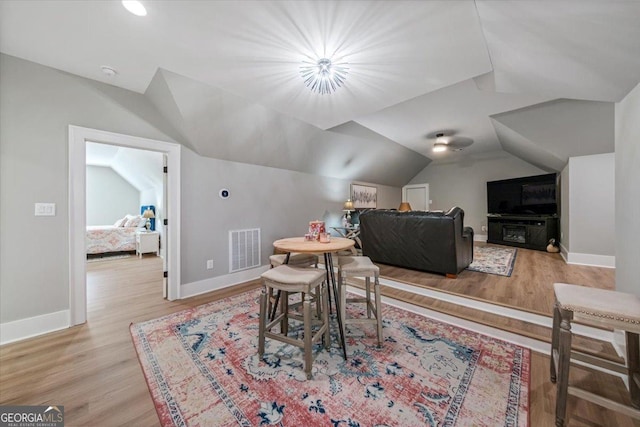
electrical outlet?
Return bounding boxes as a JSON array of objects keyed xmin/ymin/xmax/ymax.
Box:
[
  {"xmin": 206, "ymin": 260, "xmax": 213, "ymax": 270},
  {"xmin": 481, "ymin": 225, "xmax": 487, "ymax": 232}
]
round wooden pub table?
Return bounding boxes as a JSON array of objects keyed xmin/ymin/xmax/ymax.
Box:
[{"xmin": 272, "ymin": 237, "xmax": 355, "ymax": 359}]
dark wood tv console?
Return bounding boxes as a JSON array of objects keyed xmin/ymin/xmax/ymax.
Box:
[{"xmin": 487, "ymin": 215, "xmax": 559, "ymax": 251}]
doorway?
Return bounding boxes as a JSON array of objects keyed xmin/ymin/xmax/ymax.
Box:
[
  {"xmin": 402, "ymin": 183, "xmax": 429, "ymax": 211},
  {"xmin": 69, "ymin": 126, "xmax": 181, "ymax": 326}
]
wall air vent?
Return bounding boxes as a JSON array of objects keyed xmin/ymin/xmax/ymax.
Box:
[{"xmin": 229, "ymin": 228, "xmax": 261, "ymax": 273}]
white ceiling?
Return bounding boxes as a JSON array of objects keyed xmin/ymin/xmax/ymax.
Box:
[{"xmin": 2, "ymin": 0, "xmax": 639, "ymax": 176}]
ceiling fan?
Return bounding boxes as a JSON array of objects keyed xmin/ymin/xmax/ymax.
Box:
[{"xmin": 429, "ymin": 131, "xmax": 474, "ymax": 153}]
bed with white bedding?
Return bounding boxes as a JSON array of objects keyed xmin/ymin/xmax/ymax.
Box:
[{"xmin": 86, "ymin": 214, "xmax": 146, "ymax": 255}]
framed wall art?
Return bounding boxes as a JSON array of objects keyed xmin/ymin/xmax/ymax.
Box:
[{"xmin": 351, "ymin": 184, "xmax": 377, "ymax": 209}]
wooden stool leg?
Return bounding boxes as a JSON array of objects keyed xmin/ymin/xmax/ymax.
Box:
[
  {"xmin": 374, "ymin": 274, "xmax": 383, "ymax": 348},
  {"xmin": 303, "ymin": 293, "xmax": 313, "ymax": 380},
  {"xmin": 258, "ymin": 287, "xmax": 267, "ymax": 356},
  {"xmin": 627, "ymin": 332, "xmax": 640, "ymax": 409},
  {"xmin": 314, "ymin": 288, "xmax": 321, "ymax": 319},
  {"xmin": 281, "ymin": 291, "xmax": 289, "ymax": 336},
  {"xmin": 550, "ymin": 304, "xmax": 561, "ymax": 383},
  {"xmin": 555, "ymin": 308, "xmax": 573, "ymax": 427},
  {"xmin": 365, "ymin": 276, "xmax": 372, "ymax": 318}
]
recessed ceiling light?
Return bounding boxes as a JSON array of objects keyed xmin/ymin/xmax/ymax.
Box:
[
  {"xmin": 101, "ymin": 66, "xmax": 118, "ymax": 77},
  {"xmin": 122, "ymin": 1, "xmax": 147, "ymax": 17}
]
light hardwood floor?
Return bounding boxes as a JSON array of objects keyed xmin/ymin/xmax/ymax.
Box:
[
  {"xmin": 378, "ymin": 242, "xmax": 616, "ymax": 316},
  {"xmin": 0, "ymin": 252, "xmax": 637, "ymax": 426}
]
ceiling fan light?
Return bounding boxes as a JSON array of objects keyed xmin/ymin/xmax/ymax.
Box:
[{"xmin": 432, "ymin": 143, "xmax": 448, "ymax": 153}]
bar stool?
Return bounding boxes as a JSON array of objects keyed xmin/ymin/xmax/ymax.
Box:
[
  {"xmin": 258, "ymin": 265, "xmax": 330, "ymax": 379},
  {"xmin": 268, "ymin": 253, "xmax": 319, "ymax": 320},
  {"xmin": 269, "ymin": 253, "xmax": 318, "ymax": 268},
  {"xmin": 550, "ymin": 282, "xmax": 640, "ymax": 426},
  {"xmin": 337, "ymin": 256, "xmax": 383, "ymax": 348}
]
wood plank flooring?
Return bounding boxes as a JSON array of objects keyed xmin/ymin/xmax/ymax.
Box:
[
  {"xmin": 378, "ymin": 242, "xmax": 616, "ymax": 316},
  {"xmin": 1, "ymin": 252, "xmax": 637, "ymax": 426}
]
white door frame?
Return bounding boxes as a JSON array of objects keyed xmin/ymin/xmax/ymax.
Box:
[
  {"xmin": 402, "ymin": 183, "xmax": 429, "ymax": 210},
  {"xmin": 69, "ymin": 125, "xmax": 181, "ymax": 326}
]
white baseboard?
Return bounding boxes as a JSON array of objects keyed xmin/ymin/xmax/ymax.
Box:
[
  {"xmin": 474, "ymin": 234, "xmax": 487, "ymax": 242},
  {"xmin": 558, "ymin": 243, "xmax": 614, "ymax": 268},
  {"xmin": 181, "ymin": 265, "xmax": 270, "ymax": 299},
  {"xmin": 565, "ymin": 251, "xmax": 615, "ymax": 268},
  {"xmin": 1, "ymin": 310, "xmax": 70, "ymax": 346},
  {"xmin": 560, "ymin": 242, "xmax": 569, "ymax": 263}
]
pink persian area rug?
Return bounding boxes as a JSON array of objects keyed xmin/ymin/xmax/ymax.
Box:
[{"xmin": 131, "ymin": 289, "xmax": 530, "ymax": 426}]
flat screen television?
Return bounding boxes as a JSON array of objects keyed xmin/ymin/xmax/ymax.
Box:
[{"xmin": 487, "ymin": 173, "xmax": 558, "ymax": 216}]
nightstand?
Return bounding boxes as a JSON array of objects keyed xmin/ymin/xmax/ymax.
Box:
[{"xmin": 136, "ymin": 231, "xmax": 159, "ymax": 257}]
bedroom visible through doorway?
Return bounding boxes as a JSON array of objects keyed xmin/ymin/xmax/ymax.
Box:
[
  {"xmin": 69, "ymin": 125, "xmax": 181, "ymax": 327},
  {"xmin": 85, "ymin": 142, "xmax": 165, "ymax": 300}
]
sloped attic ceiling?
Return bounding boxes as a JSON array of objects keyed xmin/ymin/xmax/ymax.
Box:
[
  {"xmin": 491, "ymin": 99, "xmax": 615, "ymax": 171},
  {"xmin": 86, "ymin": 142, "xmax": 163, "ymax": 192},
  {"xmin": 1, "ymin": 1, "xmax": 639, "ymax": 185},
  {"xmin": 145, "ymin": 69, "xmax": 429, "ymax": 186}
]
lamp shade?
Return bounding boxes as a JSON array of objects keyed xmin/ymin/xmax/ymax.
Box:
[
  {"xmin": 143, "ymin": 208, "xmax": 155, "ymax": 219},
  {"xmin": 343, "ymin": 199, "xmax": 354, "ymax": 211},
  {"xmin": 398, "ymin": 202, "xmax": 412, "ymax": 212}
]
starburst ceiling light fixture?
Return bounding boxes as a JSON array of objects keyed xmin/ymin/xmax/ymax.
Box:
[{"xmin": 300, "ymin": 58, "xmax": 348, "ymax": 95}]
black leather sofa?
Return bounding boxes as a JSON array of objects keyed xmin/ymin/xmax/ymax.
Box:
[{"xmin": 359, "ymin": 207, "xmax": 474, "ymax": 277}]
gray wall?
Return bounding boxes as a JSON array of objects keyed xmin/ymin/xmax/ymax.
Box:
[
  {"xmin": 615, "ymin": 82, "xmax": 640, "ymax": 296},
  {"xmin": 0, "ymin": 54, "xmax": 181, "ymax": 323},
  {"xmin": 86, "ymin": 166, "xmax": 140, "ymax": 226},
  {"xmin": 565, "ymin": 154, "xmax": 615, "ymax": 257},
  {"xmin": 180, "ymin": 145, "xmax": 400, "ymax": 284},
  {"xmin": 408, "ymin": 151, "xmax": 545, "ymax": 234}
]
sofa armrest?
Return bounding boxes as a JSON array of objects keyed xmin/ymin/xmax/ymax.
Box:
[
  {"xmin": 463, "ymin": 226, "xmax": 474, "ymax": 240},
  {"xmin": 462, "ymin": 226, "xmax": 474, "ymax": 264}
]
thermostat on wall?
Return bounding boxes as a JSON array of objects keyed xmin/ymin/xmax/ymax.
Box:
[{"xmin": 219, "ymin": 189, "xmax": 230, "ymax": 199}]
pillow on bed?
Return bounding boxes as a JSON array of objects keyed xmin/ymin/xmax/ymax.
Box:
[
  {"xmin": 113, "ymin": 217, "xmax": 127, "ymax": 227},
  {"xmin": 124, "ymin": 215, "xmax": 144, "ymax": 228}
]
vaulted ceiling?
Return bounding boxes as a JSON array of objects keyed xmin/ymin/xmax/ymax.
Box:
[{"xmin": 2, "ymin": 1, "xmax": 639, "ymax": 185}]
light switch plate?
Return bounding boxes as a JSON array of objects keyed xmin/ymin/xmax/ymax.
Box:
[{"xmin": 35, "ymin": 203, "xmax": 56, "ymax": 216}]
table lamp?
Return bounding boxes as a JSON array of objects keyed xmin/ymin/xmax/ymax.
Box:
[
  {"xmin": 398, "ymin": 202, "xmax": 412, "ymax": 212},
  {"xmin": 142, "ymin": 208, "xmax": 155, "ymax": 231},
  {"xmin": 343, "ymin": 199, "xmax": 354, "ymax": 226}
]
